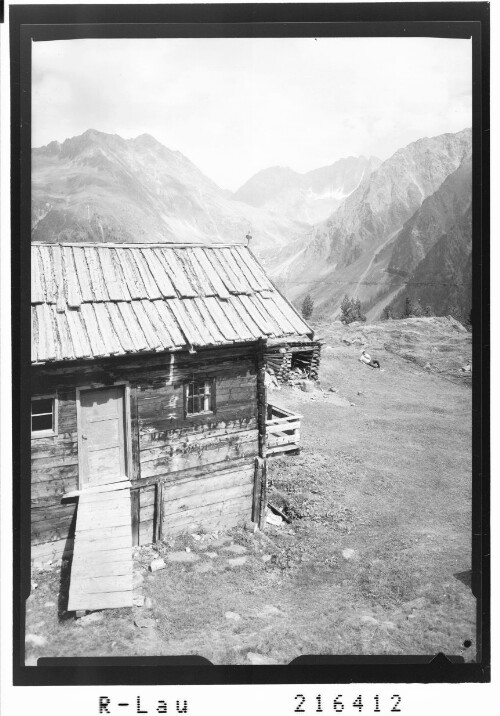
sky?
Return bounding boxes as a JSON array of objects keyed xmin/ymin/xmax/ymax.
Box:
[{"xmin": 32, "ymin": 37, "xmax": 472, "ymax": 191}]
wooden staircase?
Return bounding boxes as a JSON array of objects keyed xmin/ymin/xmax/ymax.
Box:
[{"xmin": 67, "ymin": 483, "xmax": 134, "ymax": 612}]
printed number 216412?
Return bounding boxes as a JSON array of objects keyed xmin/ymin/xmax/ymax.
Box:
[{"xmin": 294, "ymin": 694, "xmax": 402, "ymax": 713}]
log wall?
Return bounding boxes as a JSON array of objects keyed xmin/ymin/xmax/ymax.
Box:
[
  {"xmin": 264, "ymin": 340, "xmax": 322, "ymax": 382},
  {"xmin": 31, "ymin": 344, "xmax": 261, "ymax": 554}
]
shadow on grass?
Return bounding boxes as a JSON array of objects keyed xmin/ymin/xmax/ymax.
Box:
[
  {"xmin": 454, "ymin": 569, "xmax": 472, "ymax": 590},
  {"xmin": 58, "ymin": 505, "xmax": 78, "ymax": 621}
]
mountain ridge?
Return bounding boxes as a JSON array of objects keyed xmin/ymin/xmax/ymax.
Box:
[
  {"xmin": 272, "ymin": 127, "xmax": 472, "ymax": 319},
  {"xmin": 233, "ymin": 155, "xmax": 381, "ymax": 225},
  {"xmin": 31, "ymin": 127, "xmax": 472, "ymax": 323}
]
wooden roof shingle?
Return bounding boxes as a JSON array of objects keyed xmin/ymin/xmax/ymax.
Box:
[{"xmin": 31, "ymin": 242, "xmax": 313, "ymax": 364}]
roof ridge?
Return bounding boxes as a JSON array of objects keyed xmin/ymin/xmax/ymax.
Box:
[{"xmin": 31, "ymin": 241, "xmax": 248, "ymax": 249}]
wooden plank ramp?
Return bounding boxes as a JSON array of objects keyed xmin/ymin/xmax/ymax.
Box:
[{"xmin": 68, "ymin": 484, "xmax": 134, "ymax": 612}]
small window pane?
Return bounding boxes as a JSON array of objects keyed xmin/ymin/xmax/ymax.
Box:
[
  {"xmin": 186, "ymin": 380, "xmax": 213, "ymax": 415},
  {"xmin": 32, "ymin": 398, "xmax": 53, "ymax": 416},
  {"xmin": 32, "ymin": 413, "xmax": 53, "ymax": 432}
]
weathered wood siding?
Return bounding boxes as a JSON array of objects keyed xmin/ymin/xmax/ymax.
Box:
[{"xmin": 31, "ymin": 345, "xmax": 260, "ymax": 552}]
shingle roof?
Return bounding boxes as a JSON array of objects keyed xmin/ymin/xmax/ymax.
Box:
[{"xmin": 31, "ymin": 242, "xmax": 312, "ymax": 364}]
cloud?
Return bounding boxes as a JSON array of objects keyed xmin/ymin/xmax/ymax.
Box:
[{"xmin": 32, "ymin": 37, "xmax": 472, "ymax": 190}]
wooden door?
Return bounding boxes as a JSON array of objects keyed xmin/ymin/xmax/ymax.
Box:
[{"xmin": 78, "ymin": 386, "xmax": 128, "ymax": 488}]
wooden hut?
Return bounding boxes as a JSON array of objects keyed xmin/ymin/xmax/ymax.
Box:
[{"xmin": 31, "ymin": 242, "xmax": 311, "ymax": 610}]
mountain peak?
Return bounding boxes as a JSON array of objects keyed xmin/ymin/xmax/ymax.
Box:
[
  {"xmin": 132, "ymin": 133, "xmax": 163, "ymax": 148},
  {"xmin": 233, "ymin": 155, "xmax": 381, "ymax": 221}
]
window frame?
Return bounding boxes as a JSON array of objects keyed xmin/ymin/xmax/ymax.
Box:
[
  {"xmin": 31, "ymin": 394, "xmax": 58, "ymax": 438},
  {"xmin": 183, "ymin": 378, "xmax": 216, "ymax": 418}
]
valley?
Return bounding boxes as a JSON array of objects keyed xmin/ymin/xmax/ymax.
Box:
[{"xmin": 32, "ymin": 127, "xmax": 473, "ymax": 324}]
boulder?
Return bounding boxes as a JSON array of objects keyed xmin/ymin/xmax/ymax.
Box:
[
  {"xmin": 360, "ymin": 615, "xmax": 379, "ymax": 625},
  {"xmin": 342, "ymin": 548, "xmax": 356, "ymax": 560},
  {"xmin": 225, "ymin": 611, "xmax": 241, "ymax": 621},
  {"xmin": 266, "ymin": 510, "xmax": 284, "ymax": 526},
  {"xmin": 149, "ymin": 558, "xmax": 166, "ymax": 572}
]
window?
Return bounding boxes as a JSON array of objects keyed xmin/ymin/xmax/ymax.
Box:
[
  {"xmin": 31, "ymin": 396, "xmax": 57, "ymax": 436},
  {"xmin": 184, "ymin": 379, "xmax": 214, "ymax": 416}
]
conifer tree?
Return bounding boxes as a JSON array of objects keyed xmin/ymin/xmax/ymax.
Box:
[
  {"xmin": 412, "ymin": 299, "xmax": 423, "ymax": 317},
  {"xmin": 301, "ymin": 293, "xmax": 314, "ymax": 321},
  {"xmin": 340, "ymin": 295, "xmax": 366, "ymax": 324},
  {"xmin": 402, "ymin": 296, "xmax": 414, "ymax": 318},
  {"xmin": 340, "ymin": 295, "xmax": 352, "ymax": 324},
  {"xmin": 353, "ymin": 297, "xmax": 367, "ymax": 323}
]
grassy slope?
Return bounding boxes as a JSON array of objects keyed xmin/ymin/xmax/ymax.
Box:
[{"xmin": 26, "ymin": 319, "xmax": 475, "ymax": 665}]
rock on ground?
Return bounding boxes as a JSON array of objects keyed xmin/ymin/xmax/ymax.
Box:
[
  {"xmin": 225, "ymin": 611, "xmax": 241, "ymax": 621},
  {"xmin": 76, "ymin": 612, "xmax": 104, "ymax": 626},
  {"xmin": 134, "ymin": 616, "xmax": 156, "ymax": 629},
  {"xmin": 266, "ymin": 511, "xmax": 284, "ymax": 526},
  {"xmin": 149, "ymin": 558, "xmax": 166, "ymax": 572},
  {"xmin": 360, "ymin": 615, "xmax": 379, "ymax": 625},
  {"xmin": 342, "ymin": 548, "xmax": 356, "ymax": 560}
]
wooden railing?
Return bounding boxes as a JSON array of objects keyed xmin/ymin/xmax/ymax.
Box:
[{"xmin": 265, "ymin": 404, "xmax": 302, "ymax": 457}]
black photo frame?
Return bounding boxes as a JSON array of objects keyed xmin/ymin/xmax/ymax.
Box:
[{"xmin": 10, "ymin": 1, "xmax": 490, "ymax": 687}]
